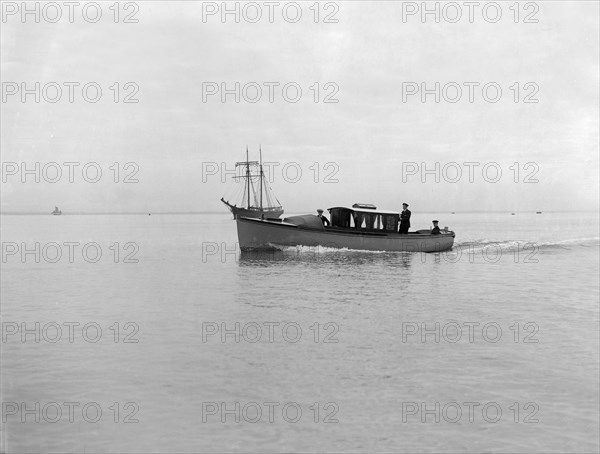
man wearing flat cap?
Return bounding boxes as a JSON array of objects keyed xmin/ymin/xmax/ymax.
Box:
[
  {"xmin": 317, "ymin": 209, "xmax": 330, "ymax": 226},
  {"xmin": 399, "ymin": 203, "xmax": 411, "ymax": 234},
  {"xmin": 431, "ymin": 220, "xmax": 441, "ymax": 235}
]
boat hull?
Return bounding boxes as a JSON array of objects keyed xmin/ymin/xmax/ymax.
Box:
[
  {"xmin": 236, "ymin": 217, "xmax": 455, "ymax": 253},
  {"xmin": 229, "ymin": 206, "xmax": 284, "ymax": 220},
  {"xmin": 221, "ymin": 198, "xmax": 283, "ymax": 219}
]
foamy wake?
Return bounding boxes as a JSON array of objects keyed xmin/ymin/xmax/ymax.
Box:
[
  {"xmin": 268, "ymin": 237, "xmax": 600, "ymax": 256},
  {"xmin": 455, "ymin": 237, "xmax": 600, "ymax": 253}
]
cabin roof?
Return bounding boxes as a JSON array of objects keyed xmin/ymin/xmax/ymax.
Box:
[
  {"xmin": 352, "ymin": 203, "xmax": 377, "ymax": 209},
  {"xmin": 328, "ymin": 206, "xmax": 400, "ymax": 216}
]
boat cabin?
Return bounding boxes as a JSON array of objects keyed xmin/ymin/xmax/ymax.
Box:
[{"xmin": 328, "ymin": 205, "xmax": 400, "ymax": 232}]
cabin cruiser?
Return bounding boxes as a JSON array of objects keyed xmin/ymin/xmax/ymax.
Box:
[{"xmin": 236, "ymin": 203, "xmax": 455, "ymax": 252}]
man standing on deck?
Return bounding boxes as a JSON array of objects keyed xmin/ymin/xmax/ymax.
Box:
[{"xmin": 399, "ymin": 203, "xmax": 411, "ymax": 234}]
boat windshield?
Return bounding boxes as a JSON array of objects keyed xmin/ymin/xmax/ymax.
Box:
[{"xmin": 329, "ymin": 207, "xmax": 399, "ymax": 232}]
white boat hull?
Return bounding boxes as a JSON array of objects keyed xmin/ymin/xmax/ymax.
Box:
[{"xmin": 236, "ymin": 217, "xmax": 455, "ymax": 253}]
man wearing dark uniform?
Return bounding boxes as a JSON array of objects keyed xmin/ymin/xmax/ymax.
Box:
[
  {"xmin": 399, "ymin": 203, "xmax": 411, "ymax": 234},
  {"xmin": 317, "ymin": 209, "xmax": 330, "ymax": 226},
  {"xmin": 431, "ymin": 220, "xmax": 441, "ymax": 234}
]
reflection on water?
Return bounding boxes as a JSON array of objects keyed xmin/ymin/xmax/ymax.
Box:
[{"xmin": 238, "ymin": 248, "xmax": 414, "ymax": 268}]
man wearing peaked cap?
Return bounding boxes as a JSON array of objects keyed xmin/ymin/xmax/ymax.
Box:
[
  {"xmin": 399, "ymin": 203, "xmax": 411, "ymax": 234},
  {"xmin": 431, "ymin": 220, "xmax": 441, "ymax": 235}
]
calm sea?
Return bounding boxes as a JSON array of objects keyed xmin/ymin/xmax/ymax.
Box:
[{"xmin": 1, "ymin": 212, "xmax": 599, "ymax": 453}]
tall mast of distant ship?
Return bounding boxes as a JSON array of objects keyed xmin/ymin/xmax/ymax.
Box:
[
  {"xmin": 245, "ymin": 146, "xmax": 251, "ymax": 209},
  {"xmin": 259, "ymin": 145, "xmax": 263, "ymax": 210}
]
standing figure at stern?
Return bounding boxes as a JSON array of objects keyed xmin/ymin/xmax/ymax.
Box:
[{"xmin": 399, "ymin": 203, "xmax": 411, "ymax": 234}]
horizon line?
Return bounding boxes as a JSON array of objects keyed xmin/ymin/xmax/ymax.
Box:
[{"xmin": 2, "ymin": 210, "xmax": 599, "ymax": 216}]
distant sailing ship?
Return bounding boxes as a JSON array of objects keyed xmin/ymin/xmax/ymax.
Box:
[
  {"xmin": 51, "ymin": 206, "xmax": 62, "ymax": 215},
  {"xmin": 221, "ymin": 147, "xmax": 284, "ymax": 220}
]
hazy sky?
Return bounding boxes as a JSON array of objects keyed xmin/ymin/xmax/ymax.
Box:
[{"xmin": 1, "ymin": 1, "xmax": 598, "ymax": 213}]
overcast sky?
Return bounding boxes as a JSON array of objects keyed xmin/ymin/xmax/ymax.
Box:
[{"xmin": 1, "ymin": 1, "xmax": 598, "ymax": 213}]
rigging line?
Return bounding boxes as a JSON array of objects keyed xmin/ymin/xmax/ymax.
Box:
[
  {"xmin": 268, "ymin": 190, "xmax": 277, "ymax": 208},
  {"xmin": 222, "ymin": 178, "xmax": 240, "ymax": 203},
  {"xmin": 249, "ymin": 176, "xmax": 259, "ymax": 208},
  {"xmin": 231, "ymin": 180, "xmax": 245, "ymax": 205},
  {"xmin": 262, "ymin": 182, "xmax": 275, "ymax": 207},
  {"xmin": 227, "ymin": 174, "xmax": 245, "ymax": 197},
  {"xmin": 266, "ymin": 187, "xmax": 276, "ymax": 207},
  {"xmin": 267, "ymin": 183, "xmax": 282, "ymax": 207}
]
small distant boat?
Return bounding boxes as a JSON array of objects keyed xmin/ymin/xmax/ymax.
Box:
[
  {"xmin": 536, "ymin": 211, "xmax": 542, "ymax": 214},
  {"xmin": 221, "ymin": 147, "xmax": 284, "ymax": 220},
  {"xmin": 51, "ymin": 206, "xmax": 62, "ymax": 215},
  {"xmin": 511, "ymin": 213, "xmax": 516, "ymax": 215},
  {"xmin": 236, "ymin": 203, "xmax": 455, "ymax": 252}
]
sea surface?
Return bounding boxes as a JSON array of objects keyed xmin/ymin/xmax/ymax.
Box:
[{"xmin": 1, "ymin": 211, "xmax": 599, "ymax": 453}]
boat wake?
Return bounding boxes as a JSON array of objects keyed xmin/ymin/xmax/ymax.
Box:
[
  {"xmin": 277, "ymin": 244, "xmax": 400, "ymax": 254},
  {"xmin": 237, "ymin": 238, "xmax": 599, "ymax": 265},
  {"xmin": 265, "ymin": 237, "xmax": 600, "ymax": 257},
  {"xmin": 455, "ymin": 237, "xmax": 600, "ymax": 253},
  {"xmin": 272, "ymin": 237, "xmax": 599, "ymax": 254}
]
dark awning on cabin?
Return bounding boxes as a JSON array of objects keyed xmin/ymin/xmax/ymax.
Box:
[{"xmin": 283, "ymin": 215, "xmax": 325, "ymax": 229}]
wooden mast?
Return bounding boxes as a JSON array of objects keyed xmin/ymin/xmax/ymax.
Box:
[
  {"xmin": 259, "ymin": 145, "xmax": 263, "ymax": 210},
  {"xmin": 246, "ymin": 146, "xmax": 251, "ymax": 209}
]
